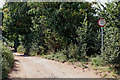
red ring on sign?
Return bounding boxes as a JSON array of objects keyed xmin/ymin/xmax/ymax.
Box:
[{"xmin": 98, "ymin": 18, "xmax": 106, "ymax": 27}]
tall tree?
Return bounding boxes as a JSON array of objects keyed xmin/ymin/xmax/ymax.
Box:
[{"xmin": 3, "ymin": 2, "xmax": 32, "ymax": 54}]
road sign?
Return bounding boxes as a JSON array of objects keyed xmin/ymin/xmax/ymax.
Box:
[
  {"xmin": 98, "ymin": 18, "xmax": 106, "ymax": 54},
  {"xmin": 98, "ymin": 18, "xmax": 106, "ymax": 27}
]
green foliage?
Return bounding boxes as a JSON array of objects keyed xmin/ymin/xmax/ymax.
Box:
[
  {"xmin": 7, "ymin": 41, "xmax": 14, "ymax": 48},
  {"xmin": 2, "ymin": 2, "xmax": 120, "ymax": 77},
  {"xmin": 29, "ymin": 51, "xmax": 37, "ymax": 56},
  {"xmin": 2, "ymin": 46, "xmax": 14, "ymax": 79},
  {"xmin": 27, "ymin": 2, "xmax": 98, "ymax": 56},
  {"xmin": 67, "ymin": 43, "xmax": 79, "ymax": 60},
  {"xmin": 44, "ymin": 51, "xmax": 68, "ymax": 63},
  {"xmin": 51, "ymin": 2, "xmax": 97, "ymax": 46},
  {"xmin": 2, "ymin": 2, "xmax": 101, "ymax": 61},
  {"xmin": 17, "ymin": 45, "xmax": 25, "ymax": 54},
  {"xmin": 76, "ymin": 13, "xmax": 101, "ymax": 57},
  {"xmin": 0, "ymin": 8, "xmax": 2, "ymax": 12},
  {"xmin": 97, "ymin": 2, "xmax": 120, "ymax": 67},
  {"xmin": 2, "ymin": 2, "xmax": 99, "ymax": 56},
  {"xmin": 0, "ymin": 40, "xmax": 14, "ymax": 79},
  {"xmin": 54, "ymin": 52, "xmax": 67, "ymax": 63},
  {"xmin": 91, "ymin": 55, "xmax": 104, "ymax": 66},
  {"xmin": 103, "ymin": 26, "xmax": 120, "ymax": 66},
  {"xmin": 0, "ymin": 42, "xmax": 2, "ymax": 80},
  {"xmin": 2, "ymin": 2, "xmax": 32, "ymax": 54}
]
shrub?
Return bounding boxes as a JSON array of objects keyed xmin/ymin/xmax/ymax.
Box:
[
  {"xmin": 17, "ymin": 45, "xmax": 25, "ymax": 54},
  {"xmin": 54, "ymin": 51, "xmax": 68, "ymax": 63},
  {"xmin": 67, "ymin": 43, "xmax": 79, "ymax": 61},
  {"xmin": 29, "ymin": 51, "xmax": 37, "ymax": 56},
  {"xmin": 103, "ymin": 26, "xmax": 120, "ymax": 67},
  {"xmin": 7, "ymin": 42, "xmax": 14, "ymax": 48},
  {"xmin": 76, "ymin": 13, "xmax": 101, "ymax": 58},
  {"xmin": 2, "ymin": 46, "xmax": 14, "ymax": 79},
  {"xmin": 91, "ymin": 55, "xmax": 104, "ymax": 66},
  {"xmin": 97, "ymin": 2, "xmax": 120, "ymax": 67},
  {"xmin": 43, "ymin": 50, "xmax": 68, "ymax": 63},
  {"xmin": 0, "ymin": 43, "xmax": 2, "ymax": 79}
]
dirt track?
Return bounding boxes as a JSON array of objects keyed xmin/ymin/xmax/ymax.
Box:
[{"xmin": 9, "ymin": 53, "xmax": 101, "ymax": 78}]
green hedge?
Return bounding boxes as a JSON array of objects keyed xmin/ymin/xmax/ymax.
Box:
[{"xmin": 2, "ymin": 46, "xmax": 14, "ymax": 79}]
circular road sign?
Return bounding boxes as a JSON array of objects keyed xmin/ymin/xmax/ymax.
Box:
[{"xmin": 98, "ymin": 18, "xmax": 106, "ymax": 27}]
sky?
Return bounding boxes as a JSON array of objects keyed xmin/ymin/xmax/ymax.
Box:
[
  {"xmin": 0, "ymin": 0, "xmax": 5, "ymax": 8},
  {"xmin": 0, "ymin": 0, "xmax": 110, "ymax": 8}
]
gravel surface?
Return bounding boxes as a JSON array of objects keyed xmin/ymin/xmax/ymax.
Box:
[{"xmin": 9, "ymin": 53, "xmax": 101, "ymax": 78}]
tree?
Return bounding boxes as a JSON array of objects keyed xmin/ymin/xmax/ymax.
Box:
[
  {"xmin": 27, "ymin": 2, "xmax": 99, "ymax": 55},
  {"xmin": 3, "ymin": 2, "xmax": 33, "ymax": 54}
]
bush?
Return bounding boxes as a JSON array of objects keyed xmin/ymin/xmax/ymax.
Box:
[
  {"xmin": 2, "ymin": 46, "xmax": 14, "ymax": 79},
  {"xmin": 17, "ymin": 45, "xmax": 25, "ymax": 54},
  {"xmin": 97, "ymin": 2, "xmax": 120, "ymax": 67},
  {"xmin": 76, "ymin": 13, "xmax": 101, "ymax": 58},
  {"xmin": 0, "ymin": 43, "xmax": 2, "ymax": 79},
  {"xmin": 91, "ymin": 55, "xmax": 104, "ymax": 66},
  {"xmin": 29, "ymin": 51, "xmax": 37, "ymax": 56},
  {"xmin": 7, "ymin": 42, "xmax": 14, "ymax": 48},
  {"xmin": 67, "ymin": 43, "xmax": 79, "ymax": 61},
  {"xmin": 103, "ymin": 26, "xmax": 120, "ymax": 66},
  {"xmin": 43, "ymin": 50, "xmax": 68, "ymax": 63},
  {"xmin": 54, "ymin": 51, "xmax": 68, "ymax": 63}
]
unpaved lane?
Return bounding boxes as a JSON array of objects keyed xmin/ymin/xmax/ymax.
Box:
[{"xmin": 9, "ymin": 53, "xmax": 101, "ymax": 78}]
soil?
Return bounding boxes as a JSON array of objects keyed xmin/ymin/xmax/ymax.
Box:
[{"xmin": 9, "ymin": 53, "xmax": 101, "ymax": 78}]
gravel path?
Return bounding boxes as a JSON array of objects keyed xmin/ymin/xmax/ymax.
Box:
[{"xmin": 9, "ymin": 53, "xmax": 101, "ymax": 78}]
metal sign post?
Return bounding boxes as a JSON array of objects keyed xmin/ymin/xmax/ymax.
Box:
[
  {"xmin": 101, "ymin": 27, "xmax": 103, "ymax": 53},
  {"xmin": 98, "ymin": 18, "xmax": 106, "ymax": 54}
]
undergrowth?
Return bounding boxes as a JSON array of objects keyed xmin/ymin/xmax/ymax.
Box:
[{"xmin": 2, "ymin": 46, "xmax": 14, "ymax": 79}]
